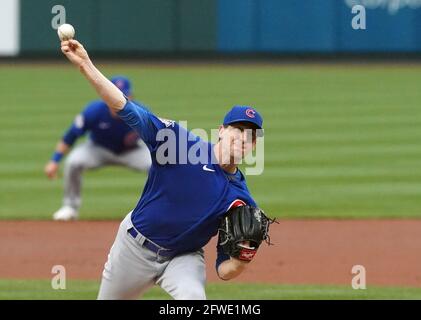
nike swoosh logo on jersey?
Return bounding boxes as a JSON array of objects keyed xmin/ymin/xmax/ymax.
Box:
[{"xmin": 202, "ymin": 165, "xmax": 215, "ymax": 172}]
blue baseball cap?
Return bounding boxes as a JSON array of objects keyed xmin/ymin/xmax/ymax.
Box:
[
  {"xmin": 111, "ymin": 76, "xmax": 132, "ymax": 96},
  {"xmin": 223, "ymin": 106, "xmax": 264, "ymax": 136}
]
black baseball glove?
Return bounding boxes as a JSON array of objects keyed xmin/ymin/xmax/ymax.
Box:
[{"xmin": 218, "ymin": 205, "xmax": 276, "ymax": 261}]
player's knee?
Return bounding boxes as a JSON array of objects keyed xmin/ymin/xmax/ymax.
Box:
[{"xmin": 65, "ymin": 155, "xmax": 85, "ymax": 171}]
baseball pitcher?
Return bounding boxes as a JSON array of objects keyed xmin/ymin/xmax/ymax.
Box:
[
  {"xmin": 44, "ymin": 76, "xmax": 152, "ymax": 220},
  {"xmin": 59, "ymin": 39, "xmax": 274, "ymax": 299}
]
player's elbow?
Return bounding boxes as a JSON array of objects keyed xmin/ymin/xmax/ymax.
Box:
[
  {"xmin": 101, "ymin": 89, "xmax": 126, "ymax": 112},
  {"xmin": 110, "ymin": 95, "xmax": 126, "ymax": 111}
]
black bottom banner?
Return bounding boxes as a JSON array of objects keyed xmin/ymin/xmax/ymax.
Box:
[{"xmin": 1, "ymin": 300, "xmax": 417, "ymax": 319}]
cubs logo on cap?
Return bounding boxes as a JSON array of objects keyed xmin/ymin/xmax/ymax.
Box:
[
  {"xmin": 245, "ymin": 108, "xmax": 256, "ymax": 118},
  {"xmin": 223, "ymin": 105, "xmax": 264, "ymax": 136}
]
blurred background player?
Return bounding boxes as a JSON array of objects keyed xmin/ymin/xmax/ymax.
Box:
[{"xmin": 44, "ymin": 76, "xmax": 152, "ymax": 221}]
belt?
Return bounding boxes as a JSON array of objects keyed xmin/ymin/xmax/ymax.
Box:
[{"xmin": 128, "ymin": 227, "xmax": 175, "ymax": 259}]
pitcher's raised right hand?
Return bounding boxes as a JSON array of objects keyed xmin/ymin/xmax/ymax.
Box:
[{"xmin": 61, "ymin": 39, "xmax": 90, "ymax": 68}]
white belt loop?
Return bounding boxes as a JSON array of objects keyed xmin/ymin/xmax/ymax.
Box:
[
  {"xmin": 136, "ymin": 233, "xmax": 146, "ymax": 246},
  {"xmin": 125, "ymin": 211, "xmax": 146, "ymax": 246}
]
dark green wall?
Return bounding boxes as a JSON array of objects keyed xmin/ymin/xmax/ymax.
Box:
[
  {"xmin": 21, "ymin": 0, "xmax": 98, "ymax": 53},
  {"xmin": 96, "ymin": 0, "xmax": 176, "ymax": 52},
  {"xmin": 178, "ymin": 0, "xmax": 216, "ymax": 51},
  {"xmin": 20, "ymin": 0, "xmax": 216, "ymax": 54}
]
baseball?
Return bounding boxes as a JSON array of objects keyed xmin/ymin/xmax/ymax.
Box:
[{"xmin": 57, "ymin": 24, "xmax": 75, "ymax": 41}]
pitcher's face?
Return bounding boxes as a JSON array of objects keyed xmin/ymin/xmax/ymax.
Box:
[{"xmin": 218, "ymin": 122, "xmax": 257, "ymax": 164}]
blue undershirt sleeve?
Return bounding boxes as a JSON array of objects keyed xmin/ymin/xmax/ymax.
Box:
[
  {"xmin": 62, "ymin": 102, "xmax": 99, "ymax": 146},
  {"xmin": 62, "ymin": 126, "xmax": 81, "ymax": 146},
  {"xmin": 62, "ymin": 116, "xmax": 88, "ymax": 146}
]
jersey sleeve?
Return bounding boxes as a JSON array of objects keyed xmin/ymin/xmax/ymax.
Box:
[
  {"xmin": 215, "ymin": 244, "xmax": 230, "ymax": 280},
  {"xmin": 117, "ymin": 99, "xmax": 175, "ymax": 152},
  {"xmin": 62, "ymin": 102, "xmax": 98, "ymax": 146}
]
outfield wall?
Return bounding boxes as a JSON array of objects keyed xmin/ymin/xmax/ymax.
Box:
[
  {"xmin": 2, "ymin": 0, "xmax": 421, "ymax": 56},
  {"xmin": 218, "ymin": 0, "xmax": 421, "ymax": 53}
]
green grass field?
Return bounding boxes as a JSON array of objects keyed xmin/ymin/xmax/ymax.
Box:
[
  {"xmin": 2, "ymin": 279, "xmax": 421, "ymax": 300},
  {"xmin": 1, "ymin": 63, "xmax": 420, "ymax": 220}
]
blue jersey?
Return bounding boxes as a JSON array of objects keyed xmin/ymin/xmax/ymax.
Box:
[
  {"xmin": 62, "ymin": 100, "xmax": 140, "ymax": 154},
  {"xmin": 117, "ymin": 100, "xmax": 258, "ymax": 269}
]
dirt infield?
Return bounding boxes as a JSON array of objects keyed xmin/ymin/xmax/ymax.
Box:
[{"xmin": 1, "ymin": 220, "xmax": 421, "ymax": 287}]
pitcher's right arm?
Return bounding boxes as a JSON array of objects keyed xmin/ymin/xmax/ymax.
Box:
[{"xmin": 61, "ymin": 39, "xmax": 126, "ymax": 112}]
